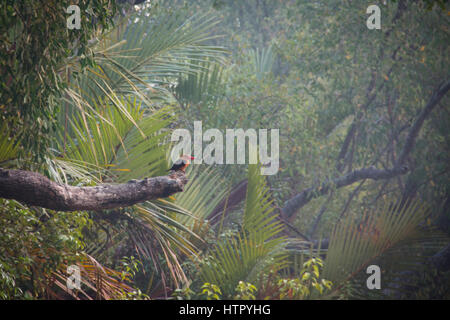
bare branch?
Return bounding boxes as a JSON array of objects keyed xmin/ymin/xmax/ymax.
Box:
[
  {"xmin": 281, "ymin": 166, "xmax": 408, "ymax": 220},
  {"xmin": 281, "ymin": 80, "xmax": 450, "ymax": 220},
  {"xmin": 396, "ymin": 80, "xmax": 450, "ymax": 166}
]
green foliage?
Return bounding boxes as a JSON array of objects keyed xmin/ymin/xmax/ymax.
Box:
[
  {"xmin": 1, "ymin": 1, "xmax": 228, "ymax": 299},
  {"xmin": 46, "ymin": 5, "xmax": 228, "ymax": 296},
  {"xmin": 56, "ymin": 98, "xmax": 173, "ymax": 183},
  {"xmin": 1, "ymin": 0, "xmax": 449, "ymax": 301},
  {"xmin": 0, "ymin": 199, "xmax": 89, "ymax": 299},
  {"xmin": 248, "ymin": 45, "xmax": 275, "ymax": 80},
  {"xmin": 0, "ymin": 0, "xmax": 118, "ymax": 163},
  {"xmin": 0, "ymin": 123, "xmax": 18, "ymax": 165},
  {"xmin": 67, "ymin": 5, "xmax": 226, "ymax": 115},
  {"xmin": 174, "ymin": 59, "xmax": 225, "ymax": 109},
  {"xmin": 234, "ymin": 281, "xmax": 257, "ymax": 300},
  {"xmin": 172, "ymin": 281, "xmax": 257, "ymax": 300},
  {"xmin": 274, "ymin": 0, "xmax": 449, "ymax": 233},
  {"xmin": 168, "ymin": 0, "xmax": 450, "ymax": 299},
  {"xmin": 335, "ymin": 225, "xmax": 450, "ymax": 299},
  {"xmin": 322, "ymin": 198, "xmax": 437, "ymax": 296},
  {"xmin": 180, "ymin": 0, "xmax": 450, "ymax": 239},
  {"xmin": 200, "ymin": 282, "xmax": 222, "ymax": 300},
  {"xmin": 197, "ymin": 164, "xmax": 287, "ymax": 297},
  {"xmin": 119, "ymin": 256, "xmax": 144, "ymax": 281},
  {"xmin": 278, "ymin": 258, "xmax": 332, "ymax": 299},
  {"xmin": 172, "ymin": 258, "xmax": 332, "ymax": 300},
  {"xmin": 174, "ymin": 166, "xmax": 230, "ymax": 227},
  {"xmin": 172, "ymin": 285, "xmax": 196, "ymax": 300}
]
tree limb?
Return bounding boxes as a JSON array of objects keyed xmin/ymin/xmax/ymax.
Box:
[
  {"xmin": 396, "ymin": 80, "xmax": 450, "ymax": 166},
  {"xmin": 0, "ymin": 168, "xmax": 188, "ymax": 211},
  {"xmin": 281, "ymin": 79, "xmax": 450, "ymax": 220},
  {"xmin": 281, "ymin": 166, "xmax": 409, "ymax": 220}
]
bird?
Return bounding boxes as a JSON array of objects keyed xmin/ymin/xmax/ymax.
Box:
[{"xmin": 168, "ymin": 155, "xmax": 195, "ymax": 172}]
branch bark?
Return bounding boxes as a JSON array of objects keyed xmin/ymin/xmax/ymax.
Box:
[
  {"xmin": 281, "ymin": 80, "xmax": 450, "ymax": 220},
  {"xmin": 0, "ymin": 168, "xmax": 188, "ymax": 211},
  {"xmin": 281, "ymin": 166, "xmax": 409, "ymax": 220},
  {"xmin": 396, "ymin": 80, "xmax": 450, "ymax": 166}
]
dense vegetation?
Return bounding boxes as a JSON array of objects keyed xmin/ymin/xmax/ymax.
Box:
[{"xmin": 0, "ymin": 0, "xmax": 449, "ymax": 299}]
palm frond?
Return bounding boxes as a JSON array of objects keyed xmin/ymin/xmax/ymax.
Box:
[
  {"xmin": 248, "ymin": 45, "xmax": 275, "ymax": 80},
  {"xmin": 113, "ymin": 106, "xmax": 174, "ymax": 181},
  {"xmin": 58, "ymin": 97, "xmax": 142, "ymax": 171},
  {"xmin": 57, "ymin": 98, "xmax": 172, "ymax": 182},
  {"xmin": 323, "ymin": 199, "xmax": 432, "ymax": 289},
  {"xmin": 46, "ymin": 157, "xmax": 111, "ymax": 185},
  {"xmin": 174, "ymin": 60, "xmax": 225, "ymax": 107},
  {"xmin": 339, "ymin": 226, "xmax": 450, "ymax": 299},
  {"xmin": 174, "ymin": 166, "xmax": 229, "ymax": 226},
  {"xmin": 0, "ymin": 123, "xmax": 19, "ymax": 164},
  {"xmin": 50, "ymin": 253, "xmax": 135, "ymax": 300},
  {"xmin": 58, "ymin": 9, "xmax": 227, "ymax": 179},
  {"xmin": 73, "ymin": 10, "xmax": 227, "ymax": 108},
  {"xmin": 198, "ymin": 164, "xmax": 288, "ymax": 297}
]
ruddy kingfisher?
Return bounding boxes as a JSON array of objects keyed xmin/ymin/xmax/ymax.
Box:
[{"xmin": 169, "ymin": 155, "xmax": 195, "ymax": 172}]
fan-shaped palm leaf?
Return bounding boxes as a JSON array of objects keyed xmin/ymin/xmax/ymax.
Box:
[
  {"xmin": 249, "ymin": 45, "xmax": 275, "ymax": 80},
  {"xmin": 174, "ymin": 60, "xmax": 225, "ymax": 107},
  {"xmin": 67, "ymin": 10, "xmax": 227, "ymax": 117},
  {"xmin": 198, "ymin": 164, "xmax": 288, "ymax": 297},
  {"xmin": 335, "ymin": 225, "xmax": 450, "ymax": 299},
  {"xmin": 50, "ymin": 253, "xmax": 135, "ymax": 300},
  {"xmin": 323, "ymin": 199, "xmax": 433, "ymax": 292}
]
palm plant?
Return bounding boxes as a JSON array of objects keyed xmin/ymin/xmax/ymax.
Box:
[
  {"xmin": 197, "ymin": 164, "xmax": 288, "ymax": 298},
  {"xmin": 42, "ymin": 7, "xmax": 229, "ymax": 297},
  {"xmin": 174, "ymin": 166, "xmax": 230, "ymax": 227},
  {"xmin": 59, "ymin": 7, "xmax": 226, "ymax": 154},
  {"xmin": 174, "ymin": 60, "xmax": 225, "ymax": 109},
  {"xmin": 248, "ymin": 45, "xmax": 275, "ymax": 80},
  {"xmin": 50, "ymin": 253, "xmax": 136, "ymax": 300},
  {"xmin": 321, "ymin": 198, "xmax": 450, "ymax": 298}
]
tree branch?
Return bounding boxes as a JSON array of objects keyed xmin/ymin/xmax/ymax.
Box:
[
  {"xmin": 281, "ymin": 166, "xmax": 409, "ymax": 219},
  {"xmin": 281, "ymin": 79, "xmax": 450, "ymax": 220},
  {"xmin": 0, "ymin": 168, "xmax": 188, "ymax": 211},
  {"xmin": 396, "ymin": 80, "xmax": 450, "ymax": 166}
]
